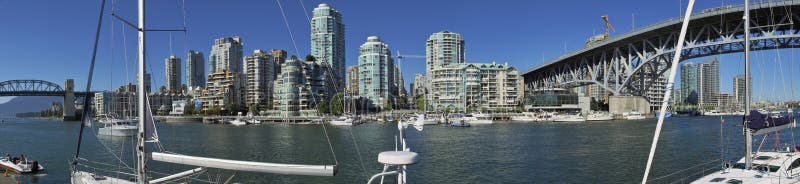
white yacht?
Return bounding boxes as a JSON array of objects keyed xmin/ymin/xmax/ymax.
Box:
[
  {"xmin": 623, "ymin": 111, "xmax": 646, "ymax": 120},
  {"xmin": 462, "ymin": 113, "xmax": 494, "ymax": 124},
  {"xmin": 0, "ymin": 155, "xmax": 44, "ymax": 173},
  {"xmin": 511, "ymin": 112, "xmax": 537, "ymax": 121},
  {"xmin": 553, "ymin": 113, "xmax": 586, "ymax": 122},
  {"xmin": 98, "ymin": 120, "xmax": 137, "ymax": 137},
  {"xmin": 330, "ymin": 116, "xmax": 354, "ymax": 126},
  {"xmin": 228, "ymin": 118, "xmax": 247, "ymax": 126},
  {"xmin": 586, "ymin": 112, "xmax": 614, "ymax": 121},
  {"xmin": 422, "ymin": 114, "xmax": 439, "ymax": 125}
]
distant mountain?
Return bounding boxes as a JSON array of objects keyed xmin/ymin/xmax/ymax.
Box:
[{"xmin": 0, "ymin": 96, "xmax": 62, "ymax": 117}]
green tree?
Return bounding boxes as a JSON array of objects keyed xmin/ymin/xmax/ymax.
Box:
[
  {"xmin": 305, "ymin": 55, "xmax": 316, "ymax": 62},
  {"xmin": 248, "ymin": 104, "xmax": 258, "ymax": 115},
  {"xmin": 317, "ymin": 100, "xmax": 329, "ymax": 114},
  {"xmin": 330, "ymin": 93, "xmax": 344, "ymax": 115},
  {"xmin": 383, "ymin": 101, "xmax": 393, "ymax": 112},
  {"xmin": 184, "ymin": 102, "xmax": 195, "ymax": 115},
  {"xmin": 416, "ymin": 96, "xmax": 426, "ymax": 111}
]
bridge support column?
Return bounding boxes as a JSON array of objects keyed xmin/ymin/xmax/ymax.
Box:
[
  {"xmin": 608, "ymin": 96, "xmax": 650, "ymax": 116},
  {"xmin": 63, "ymin": 79, "xmax": 77, "ymax": 121}
]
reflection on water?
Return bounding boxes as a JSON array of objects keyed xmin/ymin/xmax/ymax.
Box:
[{"xmin": 0, "ymin": 116, "xmax": 792, "ymax": 183}]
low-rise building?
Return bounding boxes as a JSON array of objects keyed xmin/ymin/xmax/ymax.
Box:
[{"xmin": 429, "ymin": 62, "xmax": 522, "ymax": 112}]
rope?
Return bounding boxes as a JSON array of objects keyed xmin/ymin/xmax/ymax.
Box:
[
  {"xmin": 274, "ymin": 0, "xmax": 301, "ymax": 55},
  {"xmin": 320, "ymin": 122, "xmax": 339, "ymax": 166},
  {"xmin": 646, "ymin": 158, "xmax": 722, "ymax": 182},
  {"xmin": 349, "ymin": 128, "xmax": 369, "ymax": 178}
]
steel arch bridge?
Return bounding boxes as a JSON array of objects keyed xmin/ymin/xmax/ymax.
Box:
[
  {"xmin": 0, "ymin": 80, "xmax": 92, "ymax": 97},
  {"xmin": 523, "ymin": 1, "xmax": 800, "ymax": 98},
  {"xmin": 0, "ymin": 80, "xmax": 65, "ymax": 96}
]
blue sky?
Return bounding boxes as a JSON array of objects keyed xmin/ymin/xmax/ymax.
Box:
[{"xmin": 0, "ymin": 0, "xmax": 798, "ymax": 103}]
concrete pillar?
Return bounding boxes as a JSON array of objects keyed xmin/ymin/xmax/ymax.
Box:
[
  {"xmin": 608, "ymin": 96, "xmax": 650, "ymax": 115},
  {"xmin": 63, "ymin": 79, "xmax": 77, "ymax": 121}
]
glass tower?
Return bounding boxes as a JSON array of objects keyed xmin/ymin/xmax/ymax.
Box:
[
  {"xmin": 358, "ymin": 36, "xmax": 394, "ymax": 109},
  {"xmin": 311, "ymin": 3, "xmax": 345, "ymax": 90}
]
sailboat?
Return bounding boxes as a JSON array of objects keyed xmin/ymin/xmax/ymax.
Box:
[
  {"xmin": 70, "ymin": 1, "xmax": 336, "ymax": 183},
  {"xmin": 641, "ymin": 0, "xmax": 800, "ymax": 183}
]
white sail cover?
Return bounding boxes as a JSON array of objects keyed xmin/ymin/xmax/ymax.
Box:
[
  {"xmin": 145, "ymin": 95, "xmax": 159, "ymax": 142},
  {"xmin": 150, "ymin": 152, "xmax": 336, "ymax": 176}
]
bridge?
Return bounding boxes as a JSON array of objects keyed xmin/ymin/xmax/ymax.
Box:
[
  {"xmin": 523, "ymin": 1, "xmax": 800, "ymax": 104},
  {"xmin": 0, "ymin": 79, "xmax": 95, "ymax": 120}
]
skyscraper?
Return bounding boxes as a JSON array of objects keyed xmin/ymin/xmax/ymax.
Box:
[
  {"xmin": 680, "ymin": 62, "xmax": 698, "ymax": 104},
  {"xmin": 165, "ymin": 55, "xmax": 181, "ymax": 93},
  {"xmin": 698, "ymin": 58, "xmax": 719, "ymax": 107},
  {"xmin": 209, "ymin": 36, "xmax": 243, "ymax": 73},
  {"xmin": 358, "ymin": 36, "xmax": 394, "ymax": 109},
  {"xmin": 186, "ymin": 50, "xmax": 205, "ymax": 89},
  {"xmin": 311, "ymin": 3, "xmax": 345, "ymax": 90},
  {"xmin": 244, "ymin": 50, "xmax": 275, "ymax": 107},
  {"xmin": 271, "ymin": 49, "xmax": 287, "ymax": 79},
  {"xmin": 426, "ymin": 31, "xmax": 465, "ymax": 79},
  {"xmin": 346, "ymin": 65, "xmax": 359, "ymax": 96},
  {"xmin": 733, "ymin": 74, "xmax": 751, "ymax": 108}
]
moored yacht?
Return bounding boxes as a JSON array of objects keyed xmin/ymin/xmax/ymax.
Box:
[
  {"xmin": 330, "ymin": 116, "xmax": 354, "ymax": 126},
  {"xmin": 623, "ymin": 111, "xmax": 646, "ymax": 120},
  {"xmin": 97, "ymin": 119, "xmax": 137, "ymax": 137},
  {"xmin": 462, "ymin": 113, "xmax": 493, "ymax": 124},
  {"xmin": 586, "ymin": 112, "xmax": 613, "ymax": 121},
  {"xmin": 553, "ymin": 113, "xmax": 586, "ymax": 122}
]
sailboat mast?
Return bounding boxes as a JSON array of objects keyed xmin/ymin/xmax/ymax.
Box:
[
  {"xmin": 744, "ymin": 0, "xmax": 753, "ymax": 170},
  {"xmin": 136, "ymin": 0, "xmax": 148, "ymax": 183}
]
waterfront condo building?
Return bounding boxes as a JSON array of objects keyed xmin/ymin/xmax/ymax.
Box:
[
  {"xmin": 680, "ymin": 62, "xmax": 698, "ymax": 104},
  {"xmin": 411, "ymin": 74, "xmax": 427, "ymax": 99},
  {"xmin": 244, "ymin": 50, "xmax": 275, "ymax": 109},
  {"xmin": 429, "ymin": 62, "xmax": 522, "ymax": 112},
  {"xmin": 209, "ymin": 37, "xmax": 243, "ymax": 73},
  {"xmin": 186, "ymin": 50, "xmax": 205, "ymax": 89},
  {"xmin": 268, "ymin": 56, "xmax": 333, "ymax": 117},
  {"xmin": 358, "ymin": 36, "xmax": 395, "ymax": 110},
  {"xmin": 199, "ymin": 70, "xmax": 244, "ymax": 111},
  {"xmin": 165, "ymin": 55, "xmax": 182, "ymax": 93},
  {"xmin": 311, "ymin": 3, "xmax": 345, "ymax": 90},
  {"xmin": 346, "ymin": 65, "xmax": 359, "ymax": 96},
  {"xmin": 698, "ymin": 58, "xmax": 720, "ymax": 107},
  {"xmin": 271, "ymin": 49, "xmax": 287, "ymax": 80},
  {"xmin": 733, "ymin": 74, "xmax": 751, "ymax": 108},
  {"xmin": 426, "ymin": 31, "xmax": 465, "ymax": 105}
]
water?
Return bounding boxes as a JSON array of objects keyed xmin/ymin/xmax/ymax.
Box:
[{"xmin": 0, "ymin": 116, "xmax": 793, "ymax": 183}]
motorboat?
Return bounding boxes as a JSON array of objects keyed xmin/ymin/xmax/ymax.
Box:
[
  {"xmin": 553, "ymin": 113, "xmax": 586, "ymax": 122},
  {"xmin": 330, "ymin": 116, "xmax": 354, "ymax": 126},
  {"xmin": 0, "ymin": 154, "xmax": 44, "ymax": 173},
  {"xmin": 98, "ymin": 119, "xmax": 137, "ymax": 136},
  {"xmin": 228, "ymin": 118, "xmax": 247, "ymax": 126},
  {"xmin": 653, "ymin": 112, "xmax": 673, "ymax": 118},
  {"xmin": 511, "ymin": 112, "xmax": 537, "ymax": 121},
  {"xmin": 622, "ymin": 111, "xmax": 646, "ymax": 120},
  {"xmin": 247, "ymin": 118, "xmax": 261, "ymax": 124},
  {"xmin": 450, "ymin": 120, "xmax": 471, "ymax": 127},
  {"xmin": 586, "ymin": 112, "xmax": 613, "ymax": 121},
  {"xmin": 462, "ymin": 113, "xmax": 493, "ymax": 124}
]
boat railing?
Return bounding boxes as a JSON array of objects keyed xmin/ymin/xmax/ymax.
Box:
[{"xmin": 646, "ymin": 158, "xmax": 722, "ymax": 183}]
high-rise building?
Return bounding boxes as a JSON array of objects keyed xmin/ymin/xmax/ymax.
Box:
[
  {"xmin": 186, "ymin": 50, "xmax": 205, "ymax": 89},
  {"xmin": 165, "ymin": 55, "xmax": 181, "ymax": 93},
  {"xmin": 244, "ymin": 50, "xmax": 275, "ymax": 108},
  {"xmin": 426, "ymin": 31, "xmax": 465, "ymax": 79},
  {"xmin": 268, "ymin": 56, "xmax": 332, "ymax": 117},
  {"xmin": 358, "ymin": 36, "xmax": 395, "ymax": 109},
  {"xmin": 271, "ymin": 49, "xmax": 287, "ymax": 79},
  {"xmin": 139, "ymin": 73, "xmax": 152, "ymax": 93},
  {"xmin": 394, "ymin": 65, "xmax": 406, "ymax": 101},
  {"xmin": 412, "ymin": 74, "xmax": 427, "ymax": 99},
  {"xmin": 430, "ymin": 62, "xmax": 522, "ymax": 112},
  {"xmin": 346, "ymin": 65, "xmax": 359, "ymax": 96},
  {"xmin": 199, "ymin": 70, "xmax": 243, "ymax": 111},
  {"xmin": 209, "ymin": 36, "xmax": 243, "ymax": 73},
  {"xmin": 734, "ymin": 74, "xmax": 751, "ymax": 108},
  {"xmin": 680, "ymin": 62, "xmax": 698, "ymax": 104},
  {"xmin": 311, "ymin": 3, "xmax": 346, "ymax": 90},
  {"xmin": 698, "ymin": 58, "xmax": 720, "ymax": 107}
]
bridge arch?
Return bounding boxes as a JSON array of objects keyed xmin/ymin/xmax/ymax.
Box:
[{"xmin": 0, "ymin": 80, "xmax": 65, "ymax": 96}]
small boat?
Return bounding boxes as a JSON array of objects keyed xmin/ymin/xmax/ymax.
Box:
[
  {"xmin": 511, "ymin": 112, "xmax": 537, "ymax": 121},
  {"xmin": 412, "ymin": 114, "xmax": 424, "ymax": 131},
  {"xmin": 462, "ymin": 113, "xmax": 494, "ymax": 124},
  {"xmin": 623, "ymin": 111, "xmax": 646, "ymax": 120},
  {"xmin": 98, "ymin": 120, "xmax": 137, "ymax": 137},
  {"xmin": 450, "ymin": 120, "xmax": 471, "ymax": 127},
  {"xmin": 247, "ymin": 118, "xmax": 261, "ymax": 124},
  {"xmin": 553, "ymin": 113, "xmax": 586, "ymax": 122},
  {"xmin": 586, "ymin": 112, "xmax": 613, "ymax": 121},
  {"xmin": 653, "ymin": 112, "xmax": 673, "ymax": 118},
  {"xmin": 0, "ymin": 154, "xmax": 44, "ymax": 173},
  {"xmin": 228, "ymin": 118, "xmax": 246, "ymax": 126},
  {"xmin": 330, "ymin": 116, "xmax": 354, "ymax": 126}
]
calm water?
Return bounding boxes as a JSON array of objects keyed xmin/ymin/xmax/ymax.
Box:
[{"xmin": 0, "ymin": 116, "xmax": 794, "ymax": 183}]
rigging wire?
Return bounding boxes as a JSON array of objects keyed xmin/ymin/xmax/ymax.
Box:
[
  {"xmin": 275, "ymin": 0, "xmax": 301, "ymax": 55},
  {"xmin": 72, "ymin": 0, "xmax": 107, "ymax": 169}
]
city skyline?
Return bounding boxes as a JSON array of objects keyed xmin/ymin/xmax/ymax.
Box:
[{"xmin": 1, "ymin": 0, "xmax": 799, "ymax": 103}]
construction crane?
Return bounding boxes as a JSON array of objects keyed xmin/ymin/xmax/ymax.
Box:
[
  {"xmin": 586, "ymin": 15, "xmax": 616, "ymax": 47},
  {"xmin": 396, "ymin": 51, "xmax": 425, "ymax": 60},
  {"xmin": 601, "ymin": 15, "xmax": 616, "ymax": 40}
]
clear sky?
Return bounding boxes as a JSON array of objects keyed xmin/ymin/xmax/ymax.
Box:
[{"xmin": 0, "ymin": 0, "xmax": 798, "ymax": 103}]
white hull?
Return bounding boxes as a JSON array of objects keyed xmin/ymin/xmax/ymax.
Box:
[
  {"xmin": 586, "ymin": 114, "xmax": 613, "ymax": 121},
  {"xmin": 0, "ymin": 157, "xmax": 44, "ymax": 173},
  {"xmin": 510, "ymin": 116, "xmax": 536, "ymax": 121},
  {"xmin": 330, "ymin": 120, "xmax": 354, "ymax": 126},
  {"xmin": 71, "ymin": 171, "xmax": 134, "ymax": 184},
  {"xmin": 553, "ymin": 115, "xmax": 586, "ymax": 122},
  {"xmin": 423, "ymin": 119, "xmax": 438, "ymax": 125},
  {"xmin": 466, "ymin": 119, "xmax": 493, "ymax": 124},
  {"xmin": 228, "ymin": 120, "xmax": 246, "ymax": 126},
  {"xmin": 98, "ymin": 126, "xmax": 137, "ymax": 137},
  {"xmin": 625, "ymin": 115, "xmax": 646, "ymax": 120}
]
